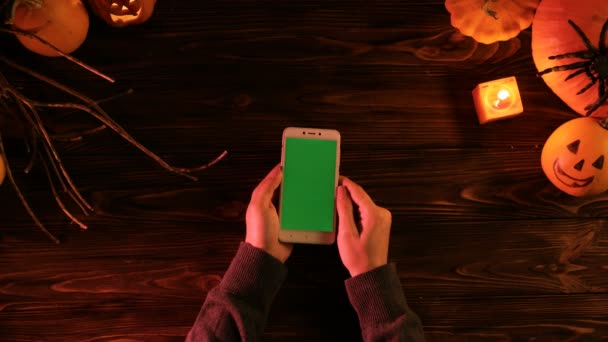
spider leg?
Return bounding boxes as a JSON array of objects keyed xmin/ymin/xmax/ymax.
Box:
[
  {"xmin": 538, "ymin": 61, "xmax": 589, "ymax": 77},
  {"xmin": 584, "ymin": 90, "xmax": 608, "ymax": 116},
  {"xmin": 549, "ymin": 50, "xmax": 595, "ymax": 60},
  {"xmin": 577, "ymin": 77, "xmax": 597, "ymax": 95},
  {"xmin": 575, "ymin": 63, "xmax": 599, "ymax": 95},
  {"xmin": 584, "ymin": 63, "xmax": 598, "ymax": 79},
  {"xmin": 599, "ymin": 18, "xmax": 608, "ymax": 54},
  {"xmin": 565, "ymin": 68, "xmax": 587, "ymax": 81},
  {"xmin": 568, "ymin": 19, "xmax": 599, "ymax": 54}
]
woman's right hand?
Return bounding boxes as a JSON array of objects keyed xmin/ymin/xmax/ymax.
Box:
[{"xmin": 336, "ymin": 176, "xmax": 392, "ymax": 277}]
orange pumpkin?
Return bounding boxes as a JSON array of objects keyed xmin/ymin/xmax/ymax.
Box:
[
  {"xmin": 0, "ymin": 154, "xmax": 5, "ymax": 186},
  {"xmin": 445, "ymin": 0, "xmax": 540, "ymax": 44},
  {"xmin": 86, "ymin": 0, "xmax": 156, "ymax": 27},
  {"xmin": 541, "ymin": 117, "xmax": 608, "ymax": 197},
  {"xmin": 11, "ymin": 0, "xmax": 90, "ymax": 56},
  {"xmin": 532, "ymin": 0, "xmax": 608, "ymax": 117}
]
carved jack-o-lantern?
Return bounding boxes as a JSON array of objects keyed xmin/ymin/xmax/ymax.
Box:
[
  {"xmin": 541, "ymin": 117, "xmax": 608, "ymax": 196},
  {"xmin": 86, "ymin": 0, "xmax": 156, "ymax": 28}
]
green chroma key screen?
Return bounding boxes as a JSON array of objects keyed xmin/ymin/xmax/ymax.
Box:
[{"xmin": 281, "ymin": 137, "xmax": 338, "ymax": 232}]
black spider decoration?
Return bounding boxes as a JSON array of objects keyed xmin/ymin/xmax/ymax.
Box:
[{"xmin": 537, "ymin": 18, "xmax": 608, "ymax": 116}]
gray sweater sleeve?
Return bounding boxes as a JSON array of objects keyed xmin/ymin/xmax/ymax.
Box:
[
  {"xmin": 345, "ymin": 264, "xmax": 426, "ymax": 342},
  {"xmin": 186, "ymin": 242, "xmax": 287, "ymax": 342}
]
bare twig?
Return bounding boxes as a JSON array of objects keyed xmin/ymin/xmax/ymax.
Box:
[
  {"xmin": 0, "ymin": 130, "xmax": 60, "ymax": 244},
  {"xmin": 24, "ymin": 128, "xmax": 37, "ymax": 173},
  {"xmin": 40, "ymin": 101, "xmax": 229, "ymax": 178},
  {"xmin": 0, "ymin": 46, "xmax": 227, "ymax": 241},
  {"xmin": 6, "ymin": 88, "xmax": 94, "ymax": 213},
  {"xmin": 0, "ymin": 26, "xmax": 115, "ymax": 83},
  {"xmin": 2, "ymin": 68, "xmax": 96, "ymax": 222},
  {"xmin": 41, "ymin": 141, "xmax": 90, "ymax": 216},
  {"xmin": 1, "ymin": 57, "xmax": 228, "ymax": 179},
  {"xmin": 45, "ymin": 102, "xmax": 195, "ymax": 180},
  {"xmin": 52, "ymin": 124, "xmax": 107, "ymax": 142},
  {"xmin": 96, "ymin": 88, "xmax": 134, "ymax": 104},
  {"xmin": 49, "ymin": 89, "xmax": 135, "ymax": 142},
  {"xmin": 52, "ymin": 87, "xmax": 134, "ymax": 128},
  {"xmin": 19, "ymin": 97, "xmax": 94, "ymax": 211},
  {"xmin": 12, "ymin": 95, "xmax": 91, "ymax": 216},
  {"xmin": 39, "ymin": 152, "xmax": 88, "ymax": 230}
]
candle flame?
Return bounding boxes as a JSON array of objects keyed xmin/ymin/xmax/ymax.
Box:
[
  {"xmin": 492, "ymin": 88, "xmax": 512, "ymax": 109},
  {"xmin": 497, "ymin": 89, "xmax": 510, "ymax": 101}
]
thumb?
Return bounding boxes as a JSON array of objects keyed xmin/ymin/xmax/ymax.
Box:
[{"xmin": 336, "ymin": 185, "xmax": 358, "ymax": 239}]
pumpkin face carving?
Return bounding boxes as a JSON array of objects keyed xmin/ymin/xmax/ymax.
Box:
[
  {"xmin": 86, "ymin": 0, "xmax": 156, "ymax": 27},
  {"xmin": 541, "ymin": 117, "xmax": 608, "ymax": 196}
]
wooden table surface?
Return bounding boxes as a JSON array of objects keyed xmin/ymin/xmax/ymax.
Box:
[{"xmin": 1, "ymin": 1, "xmax": 607, "ymax": 341}]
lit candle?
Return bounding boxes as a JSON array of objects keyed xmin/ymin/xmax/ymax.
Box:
[{"xmin": 472, "ymin": 76, "xmax": 523, "ymax": 124}]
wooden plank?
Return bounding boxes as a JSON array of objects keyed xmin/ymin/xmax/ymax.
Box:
[
  {"xmin": 0, "ymin": 44, "xmax": 574, "ymax": 151},
  {"xmin": 2, "ymin": 149, "xmax": 606, "ymax": 224},
  {"xmin": 2, "ymin": 215, "xmax": 606, "ymax": 298},
  {"xmin": 266, "ymin": 293, "xmax": 608, "ymax": 341},
  {"xmin": 2, "ymin": 290, "xmax": 607, "ymax": 341},
  {"xmin": 0, "ymin": 5, "xmax": 576, "ymax": 151},
  {"xmin": 1, "ymin": 0, "xmax": 607, "ymax": 340}
]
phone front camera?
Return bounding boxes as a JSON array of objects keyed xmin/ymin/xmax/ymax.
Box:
[
  {"xmin": 302, "ymin": 132, "xmax": 305, "ymax": 135},
  {"xmin": 318, "ymin": 133, "xmax": 321, "ymax": 135}
]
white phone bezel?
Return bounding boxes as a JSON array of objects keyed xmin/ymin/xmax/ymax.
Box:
[{"xmin": 278, "ymin": 127, "xmax": 341, "ymax": 245}]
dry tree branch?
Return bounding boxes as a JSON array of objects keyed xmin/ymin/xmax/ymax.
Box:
[
  {"xmin": 0, "ymin": 25, "xmax": 227, "ymax": 241},
  {"xmin": 39, "ymin": 152, "xmax": 88, "ymax": 230},
  {"xmin": 20, "ymin": 97, "xmax": 94, "ymax": 211},
  {"xmin": 50, "ymin": 89, "xmax": 135, "ymax": 142},
  {"xmin": 2, "ymin": 72, "xmax": 92, "ymax": 235},
  {"xmin": 24, "ymin": 128, "xmax": 37, "ymax": 173},
  {"xmin": 0, "ymin": 26, "xmax": 115, "ymax": 83},
  {"xmin": 7, "ymin": 88, "xmax": 94, "ymax": 212},
  {"xmin": 4, "ymin": 91, "xmax": 90, "ymax": 215},
  {"xmin": 0, "ymin": 130, "xmax": 60, "ymax": 244},
  {"xmin": 41, "ymin": 140, "xmax": 90, "ymax": 216},
  {"xmin": 38, "ymin": 101, "xmax": 229, "ymax": 178},
  {"xmin": 1, "ymin": 56, "xmax": 228, "ymax": 180},
  {"xmin": 51, "ymin": 124, "xmax": 107, "ymax": 142}
]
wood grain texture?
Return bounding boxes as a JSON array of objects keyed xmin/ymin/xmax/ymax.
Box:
[{"xmin": 1, "ymin": 0, "xmax": 607, "ymax": 341}]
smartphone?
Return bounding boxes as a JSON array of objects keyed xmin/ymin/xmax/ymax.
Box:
[{"xmin": 278, "ymin": 127, "xmax": 341, "ymax": 245}]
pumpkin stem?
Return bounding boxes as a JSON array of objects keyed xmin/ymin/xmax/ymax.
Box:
[{"xmin": 482, "ymin": 0, "xmax": 499, "ymax": 20}]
